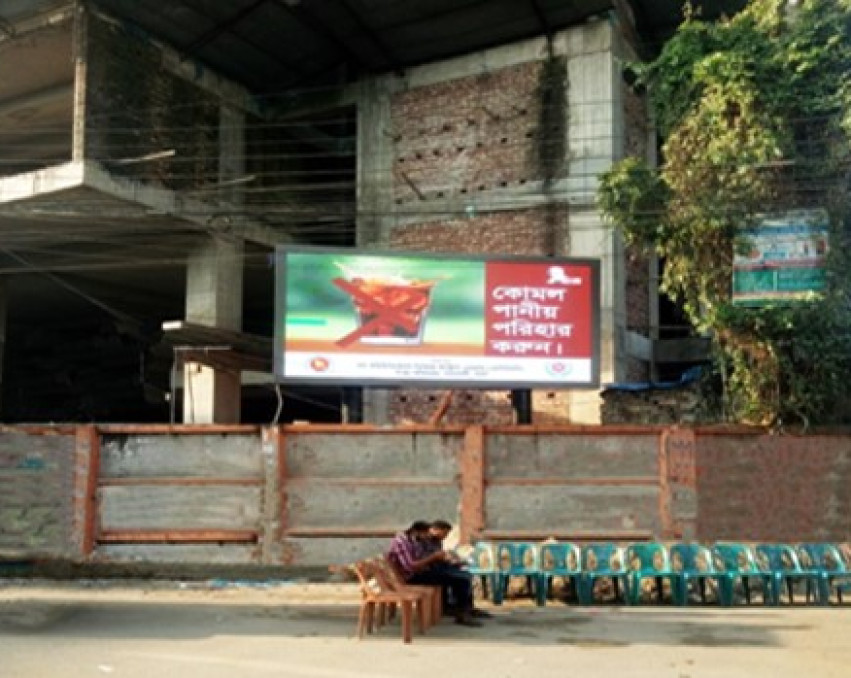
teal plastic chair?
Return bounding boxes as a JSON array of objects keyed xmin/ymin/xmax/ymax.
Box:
[
  {"xmin": 465, "ymin": 541, "xmax": 501, "ymax": 604},
  {"xmin": 495, "ymin": 542, "xmax": 541, "ymax": 604},
  {"xmin": 755, "ymin": 543, "xmax": 827, "ymax": 605},
  {"xmin": 537, "ymin": 542, "xmax": 582, "ymax": 606},
  {"xmin": 796, "ymin": 543, "xmax": 848, "ymax": 605},
  {"xmin": 712, "ymin": 542, "xmax": 774, "ymax": 604},
  {"xmin": 670, "ymin": 543, "xmax": 734, "ymax": 606},
  {"xmin": 625, "ymin": 542, "xmax": 682, "ymax": 605},
  {"xmin": 579, "ymin": 543, "xmax": 628, "ymax": 604}
]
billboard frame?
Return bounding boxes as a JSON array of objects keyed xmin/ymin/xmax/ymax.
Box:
[{"xmin": 274, "ymin": 246, "xmax": 601, "ymax": 390}]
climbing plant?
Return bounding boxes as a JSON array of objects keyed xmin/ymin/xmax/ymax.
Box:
[{"xmin": 599, "ymin": 0, "xmax": 851, "ymax": 426}]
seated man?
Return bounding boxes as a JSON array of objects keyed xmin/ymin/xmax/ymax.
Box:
[
  {"xmin": 423, "ymin": 519, "xmax": 492, "ymax": 618},
  {"xmin": 387, "ymin": 520, "xmax": 482, "ymax": 627}
]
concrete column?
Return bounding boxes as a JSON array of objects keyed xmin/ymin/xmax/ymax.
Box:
[
  {"xmin": 183, "ymin": 236, "xmax": 244, "ymax": 423},
  {"xmin": 182, "ymin": 105, "xmax": 246, "ymax": 424},
  {"xmin": 565, "ymin": 19, "xmax": 626, "ymax": 423},
  {"xmin": 71, "ymin": 2, "xmax": 88, "ymax": 162},
  {"xmin": 356, "ymin": 77, "xmax": 396, "ymax": 424}
]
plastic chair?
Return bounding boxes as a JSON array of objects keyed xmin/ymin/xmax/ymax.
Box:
[
  {"xmin": 351, "ymin": 560, "xmax": 428, "ymax": 643},
  {"xmin": 375, "ymin": 556, "xmax": 442, "ymax": 625},
  {"xmin": 495, "ymin": 541, "xmax": 541, "ymax": 604},
  {"xmin": 670, "ymin": 543, "xmax": 734, "ymax": 606},
  {"xmin": 465, "ymin": 541, "xmax": 500, "ymax": 604},
  {"xmin": 625, "ymin": 542, "xmax": 682, "ymax": 605},
  {"xmin": 579, "ymin": 543, "xmax": 628, "ymax": 604},
  {"xmin": 712, "ymin": 542, "xmax": 774, "ymax": 604},
  {"xmin": 796, "ymin": 543, "xmax": 849, "ymax": 605},
  {"xmin": 537, "ymin": 541, "xmax": 582, "ymax": 606},
  {"xmin": 755, "ymin": 543, "xmax": 827, "ymax": 605}
]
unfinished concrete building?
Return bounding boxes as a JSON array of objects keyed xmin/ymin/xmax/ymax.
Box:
[{"xmin": 0, "ymin": 1, "xmax": 734, "ymax": 426}]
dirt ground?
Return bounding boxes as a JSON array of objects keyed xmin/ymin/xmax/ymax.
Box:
[{"xmin": 1, "ymin": 579, "xmax": 850, "ymax": 678}]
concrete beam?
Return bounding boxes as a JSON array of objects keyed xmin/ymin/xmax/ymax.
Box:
[{"xmin": 0, "ymin": 82, "xmax": 73, "ymax": 119}]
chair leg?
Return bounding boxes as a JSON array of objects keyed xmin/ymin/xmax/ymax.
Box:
[
  {"xmin": 416, "ymin": 599, "xmax": 427, "ymax": 633},
  {"xmin": 786, "ymin": 578, "xmax": 794, "ymax": 605},
  {"xmin": 357, "ymin": 602, "xmax": 372, "ymax": 639},
  {"xmin": 743, "ymin": 577, "xmax": 751, "ymax": 604},
  {"xmin": 400, "ymin": 600, "xmax": 413, "ymax": 644},
  {"xmin": 536, "ymin": 575, "xmax": 548, "ymax": 606}
]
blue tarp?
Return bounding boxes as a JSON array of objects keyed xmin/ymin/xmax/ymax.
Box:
[{"xmin": 602, "ymin": 366, "xmax": 703, "ymax": 393}]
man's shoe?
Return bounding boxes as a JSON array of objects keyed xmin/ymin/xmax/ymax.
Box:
[
  {"xmin": 455, "ymin": 615, "xmax": 483, "ymax": 627},
  {"xmin": 471, "ymin": 608, "xmax": 493, "ymax": 618}
]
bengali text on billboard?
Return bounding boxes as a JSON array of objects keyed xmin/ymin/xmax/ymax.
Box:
[{"xmin": 275, "ymin": 248, "xmax": 600, "ymax": 387}]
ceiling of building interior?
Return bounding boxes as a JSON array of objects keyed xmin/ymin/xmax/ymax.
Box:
[{"xmin": 1, "ymin": 1, "xmax": 747, "ymax": 96}]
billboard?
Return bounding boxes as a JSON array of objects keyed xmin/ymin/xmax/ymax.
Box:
[
  {"xmin": 733, "ymin": 209, "xmax": 829, "ymax": 306},
  {"xmin": 275, "ymin": 248, "xmax": 600, "ymax": 388}
]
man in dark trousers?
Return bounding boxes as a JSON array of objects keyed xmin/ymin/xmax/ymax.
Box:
[
  {"xmin": 386, "ymin": 520, "xmax": 482, "ymax": 627},
  {"xmin": 420, "ymin": 519, "xmax": 492, "ymax": 618}
]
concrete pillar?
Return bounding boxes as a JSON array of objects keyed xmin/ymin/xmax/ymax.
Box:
[
  {"xmin": 182, "ymin": 104, "xmax": 246, "ymax": 424},
  {"xmin": 356, "ymin": 77, "xmax": 396, "ymax": 424},
  {"xmin": 564, "ymin": 18, "xmax": 627, "ymax": 423},
  {"xmin": 71, "ymin": 2, "xmax": 88, "ymax": 162},
  {"xmin": 183, "ymin": 236, "xmax": 244, "ymax": 423}
]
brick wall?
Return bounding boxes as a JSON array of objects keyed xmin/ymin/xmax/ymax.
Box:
[
  {"xmin": 695, "ymin": 434, "xmax": 851, "ymax": 542},
  {"xmin": 625, "ymin": 245, "xmax": 650, "ymax": 381},
  {"xmin": 622, "ymin": 84, "xmax": 651, "ymax": 382},
  {"xmin": 86, "ymin": 13, "xmax": 219, "ymax": 190},
  {"xmin": 390, "ymin": 60, "xmax": 564, "ymax": 205},
  {"xmin": 385, "ymin": 57, "xmax": 573, "ymax": 424}
]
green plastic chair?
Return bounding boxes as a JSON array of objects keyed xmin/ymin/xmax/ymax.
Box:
[
  {"xmin": 670, "ymin": 543, "xmax": 734, "ymax": 606},
  {"xmin": 537, "ymin": 541, "xmax": 582, "ymax": 606},
  {"xmin": 712, "ymin": 542, "xmax": 774, "ymax": 604},
  {"xmin": 579, "ymin": 543, "xmax": 628, "ymax": 604},
  {"xmin": 796, "ymin": 543, "xmax": 849, "ymax": 605},
  {"xmin": 625, "ymin": 542, "xmax": 682, "ymax": 605},
  {"xmin": 495, "ymin": 541, "xmax": 541, "ymax": 604},
  {"xmin": 465, "ymin": 541, "xmax": 501, "ymax": 604},
  {"xmin": 755, "ymin": 543, "xmax": 827, "ymax": 605}
]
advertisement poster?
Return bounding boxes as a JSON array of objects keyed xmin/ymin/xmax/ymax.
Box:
[
  {"xmin": 275, "ymin": 248, "xmax": 600, "ymax": 387},
  {"xmin": 733, "ymin": 209, "xmax": 829, "ymax": 306}
]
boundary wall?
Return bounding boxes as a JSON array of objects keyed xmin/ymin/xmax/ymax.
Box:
[{"xmin": 1, "ymin": 424, "xmax": 848, "ymax": 568}]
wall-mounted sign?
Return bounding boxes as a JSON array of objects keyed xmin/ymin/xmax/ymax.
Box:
[
  {"xmin": 275, "ymin": 248, "xmax": 600, "ymax": 388},
  {"xmin": 733, "ymin": 209, "xmax": 829, "ymax": 306}
]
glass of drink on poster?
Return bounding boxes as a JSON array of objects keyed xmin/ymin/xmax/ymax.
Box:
[{"xmin": 335, "ymin": 264, "xmax": 438, "ymax": 346}]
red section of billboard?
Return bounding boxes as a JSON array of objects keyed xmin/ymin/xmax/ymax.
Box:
[{"xmin": 484, "ymin": 261, "xmax": 593, "ymax": 359}]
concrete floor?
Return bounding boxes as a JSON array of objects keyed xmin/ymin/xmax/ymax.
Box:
[{"xmin": 1, "ymin": 580, "xmax": 849, "ymax": 678}]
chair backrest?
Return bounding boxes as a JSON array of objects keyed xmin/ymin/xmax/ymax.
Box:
[
  {"xmin": 582, "ymin": 543, "xmax": 626, "ymax": 575},
  {"xmin": 755, "ymin": 544, "xmax": 804, "ymax": 573},
  {"xmin": 626, "ymin": 542, "xmax": 672, "ymax": 573},
  {"xmin": 540, "ymin": 542, "xmax": 582, "ymax": 574},
  {"xmin": 713, "ymin": 542, "xmax": 760, "ymax": 574},
  {"xmin": 466, "ymin": 541, "xmax": 497, "ymax": 573},
  {"xmin": 496, "ymin": 541, "xmax": 540, "ymax": 574},
  {"xmin": 798, "ymin": 543, "xmax": 849, "ymax": 572},
  {"xmin": 670, "ymin": 542, "xmax": 724, "ymax": 574}
]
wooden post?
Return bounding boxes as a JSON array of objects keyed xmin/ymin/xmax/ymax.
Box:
[
  {"xmin": 459, "ymin": 425, "xmax": 485, "ymax": 544},
  {"xmin": 73, "ymin": 425, "xmax": 100, "ymax": 559}
]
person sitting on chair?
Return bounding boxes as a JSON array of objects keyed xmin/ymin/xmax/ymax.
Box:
[
  {"xmin": 423, "ymin": 519, "xmax": 492, "ymax": 618},
  {"xmin": 387, "ymin": 520, "xmax": 482, "ymax": 627}
]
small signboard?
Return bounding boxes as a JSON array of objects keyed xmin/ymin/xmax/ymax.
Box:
[
  {"xmin": 275, "ymin": 248, "xmax": 600, "ymax": 388},
  {"xmin": 732, "ymin": 209, "xmax": 829, "ymax": 306}
]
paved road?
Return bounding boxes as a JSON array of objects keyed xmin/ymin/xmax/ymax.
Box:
[{"xmin": 1, "ymin": 581, "xmax": 850, "ymax": 677}]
